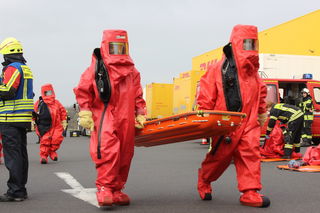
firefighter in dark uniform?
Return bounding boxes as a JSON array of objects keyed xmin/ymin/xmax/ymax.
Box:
[
  {"xmin": 299, "ymin": 88, "xmax": 314, "ymax": 147},
  {"xmin": 0, "ymin": 37, "xmax": 34, "ymax": 202},
  {"xmin": 266, "ymin": 102, "xmax": 304, "ymax": 159}
]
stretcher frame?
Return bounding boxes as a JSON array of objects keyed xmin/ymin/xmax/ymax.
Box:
[
  {"xmin": 277, "ymin": 165, "xmax": 320, "ymax": 172},
  {"xmin": 135, "ymin": 110, "xmax": 246, "ymax": 147}
]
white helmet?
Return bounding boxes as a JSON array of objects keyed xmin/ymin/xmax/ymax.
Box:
[{"xmin": 301, "ymin": 88, "xmax": 310, "ymax": 95}]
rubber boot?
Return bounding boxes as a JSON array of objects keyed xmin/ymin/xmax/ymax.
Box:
[
  {"xmin": 96, "ymin": 187, "xmax": 113, "ymax": 207},
  {"xmin": 301, "ymin": 139, "xmax": 311, "ymax": 147},
  {"xmin": 294, "ymin": 147, "xmax": 300, "ymax": 154},
  {"xmin": 113, "ymin": 191, "xmax": 130, "ymax": 205},
  {"xmin": 49, "ymin": 151, "xmax": 58, "ymax": 161},
  {"xmin": 291, "ymin": 152, "xmax": 302, "ymax": 159},
  {"xmin": 197, "ymin": 169, "xmax": 212, "ymax": 200},
  {"xmin": 282, "ymin": 148, "xmax": 293, "ymax": 159},
  {"xmin": 240, "ymin": 190, "xmax": 270, "ymax": 208},
  {"xmin": 40, "ymin": 158, "xmax": 48, "ymax": 164}
]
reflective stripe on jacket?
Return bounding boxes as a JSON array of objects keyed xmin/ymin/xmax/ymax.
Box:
[{"xmin": 299, "ymin": 96, "xmax": 314, "ymax": 121}]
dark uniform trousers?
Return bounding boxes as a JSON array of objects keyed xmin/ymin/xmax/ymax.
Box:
[
  {"xmin": 285, "ymin": 116, "xmax": 304, "ymax": 155},
  {"xmin": 0, "ymin": 124, "xmax": 28, "ymax": 198}
]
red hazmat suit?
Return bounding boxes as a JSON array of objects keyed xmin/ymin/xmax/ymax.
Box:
[
  {"xmin": 0, "ymin": 139, "xmax": 2, "ymax": 164},
  {"xmin": 74, "ymin": 30, "xmax": 146, "ymax": 206},
  {"xmin": 303, "ymin": 145, "xmax": 320, "ymax": 165},
  {"xmin": 34, "ymin": 84, "xmax": 67, "ymax": 163},
  {"xmin": 197, "ymin": 25, "xmax": 270, "ymax": 207}
]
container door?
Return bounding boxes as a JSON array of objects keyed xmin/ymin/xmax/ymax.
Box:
[
  {"xmin": 261, "ymin": 81, "xmax": 279, "ymax": 137},
  {"xmin": 265, "ymin": 81, "xmax": 280, "ymax": 103}
]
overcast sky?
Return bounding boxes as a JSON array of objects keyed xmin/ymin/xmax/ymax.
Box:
[{"xmin": 1, "ymin": 0, "xmax": 319, "ymax": 106}]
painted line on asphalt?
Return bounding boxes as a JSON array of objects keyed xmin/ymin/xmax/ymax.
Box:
[{"xmin": 55, "ymin": 172, "xmax": 98, "ymax": 207}]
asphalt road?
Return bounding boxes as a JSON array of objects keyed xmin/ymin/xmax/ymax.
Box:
[{"xmin": 0, "ymin": 132, "xmax": 319, "ymax": 213}]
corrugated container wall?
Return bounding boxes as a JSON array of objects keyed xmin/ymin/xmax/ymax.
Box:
[
  {"xmin": 173, "ymin": 70, "xmax": 205, "ymax": 114},
  {"xmin": 146, "ymin": 83, "xmax": 173, "ymax": 119}
]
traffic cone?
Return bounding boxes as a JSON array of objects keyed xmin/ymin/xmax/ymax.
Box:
[{"xmin": 201, "ymin": 138, "xmax": 209, "ymax": 145}]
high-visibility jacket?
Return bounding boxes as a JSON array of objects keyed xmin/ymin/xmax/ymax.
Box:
[
  {"xmin": 0, "ymin": 62, "xmax": 34, "ymax": 122},
  {"xmin": 299, "ymin": 96, "xmax": 314, "ymax": 121},
  {"xmin": 266, "ymin": 103, "xmax": 303, "ymax": 135}
]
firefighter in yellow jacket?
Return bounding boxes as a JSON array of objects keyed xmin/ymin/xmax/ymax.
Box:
[
  {"xmin": 299, "ymin": 88, "xmax": 314, "ymax": 147},
  {"xmin": 0, "ymin": 37, "xmax": 34, "ymax": 202},
  {"xmin": 266, "ymin": 102, "xmax": 304, "ymax": 159}
]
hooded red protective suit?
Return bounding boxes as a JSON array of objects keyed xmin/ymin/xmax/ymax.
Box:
[
  {"xmin": 303, "ymin": 144, "xmax": 320, "ymax": 165},
  {"xmin": 0, "ymin": 140, "xmax": 2, "ymax": 164},
  {"xmin": 34, "ymin": 84, "xmax": 67, "ymax": 163},
  {"xmin": 73, "ymin": 30, "xmax": 146, "ymax": 205},
  {"xmin": 197, "ymin": 25, "xmax": 269, "ymax": 207}
]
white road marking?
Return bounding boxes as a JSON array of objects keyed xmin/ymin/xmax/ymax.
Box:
[{"xmin": 55, "ymin": 172, "xmax": 98, "ymax": 207}]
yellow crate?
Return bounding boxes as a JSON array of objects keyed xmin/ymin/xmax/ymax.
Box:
[
  {"xmin": 173, "ymin": 70, "xmax": 206, "ymax": 114},
  {"xmin": 146, "ymin": 83, "xmax": 173, "ymax": 119}
]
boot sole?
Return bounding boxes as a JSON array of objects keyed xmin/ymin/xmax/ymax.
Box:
[
  {"xmin": 240, "ymin": 196, "xmax": 270, "ymax": 208},
  {"xmin": 201, "ymin": 193, "xmax": 212, "ymax": 200},
  {"xmin": 114, "ymin": 201, "xmax": 130, "ymax": 206},
  {"xmin": 98, "ymin": 197, "xmax": 113, "ymax": 207}
]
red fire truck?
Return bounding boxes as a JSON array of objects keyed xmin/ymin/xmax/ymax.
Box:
[{"xmin": 262, "ymin": 77, "xmax": 320, "ymax": 144}]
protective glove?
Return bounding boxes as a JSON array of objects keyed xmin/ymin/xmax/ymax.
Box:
[
  {"xmin": 62, "ymin": 120, "xmax": 68, "ymax": 130},
  {"xmin": 78, "ymin": 110, "xmax": 94, "ymax": 131},
  {"xmin": 197, "ymin": 110, "xmax": 204, "ymax": 116},
  {"xmin": 258, "ymin": 112, "xmax": 268, "ymax": 127},
  {"xmin": 135, "ymin": 114, "xmax": 146, "ymax": 129}
]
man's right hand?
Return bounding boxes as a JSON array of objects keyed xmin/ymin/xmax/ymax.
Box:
[{"xmin": 78, "ymin": 111, "xmax": 94, "ymax": 131}]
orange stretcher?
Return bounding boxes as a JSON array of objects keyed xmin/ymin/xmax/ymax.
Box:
[
  {"xmin": 277, "ymin": 165, "xmax": 320, "ymax": 172},
  {"xmin": 135, "ymin": 110, "xmax": 246, "ymax": 147},
  {"xmin": 261, "ymin": 158, "xmax": 301, "ymax": 162}
]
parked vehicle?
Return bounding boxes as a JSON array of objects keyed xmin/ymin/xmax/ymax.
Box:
[{"xmin": 262, "ymin": 76, "xmax": 320, "ymax": 144}]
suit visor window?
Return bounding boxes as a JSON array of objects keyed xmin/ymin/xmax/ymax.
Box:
[
  {"xmin": 243, "ymin": 39, "xmax": 258, "ymax": 51},
  {"xmin": 109, "ymin": 42, "xmax": 128, "ymax": 55},
  {"xmin": 44, "ymin": 90, "xmax": 53, "ymax": 96}
]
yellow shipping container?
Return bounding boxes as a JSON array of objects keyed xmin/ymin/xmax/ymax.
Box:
[
  {"xmin": 173, "ymin": 70, "xmax": 206, "ymax": 114},
  {"xmin": 146, "ymin": 83, "xmax": 173, "ymax": 119},
  {"xmin": 192, "ymin": 10, "xmax": 320, "ymax": 71}
]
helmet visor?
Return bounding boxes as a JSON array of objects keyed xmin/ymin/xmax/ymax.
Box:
[
  {"xmin": 44, "ymin": 90, "xmax": 53, "ymax": 96},
  {"xmin": 243, "ymin": 39, "xmax": 258, "ymax": 51},
  {"xmin": 109, "ymin": 42, "xmax": 128, "ymax": 55}
]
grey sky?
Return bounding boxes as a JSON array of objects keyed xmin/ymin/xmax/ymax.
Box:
[{"xmin": 1, "ymin": 0, "xmax": 319, "ymax": 106}]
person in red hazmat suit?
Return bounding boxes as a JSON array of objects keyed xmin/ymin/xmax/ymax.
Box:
[
  {"xmin": 0, "ymin": 140, "xmax": 2, "ymax": 164},
  {"xmin": 74, "ymin": 30, "xmax": 146, "ymax": 207},
  {"xmin": 34, "ymin": 84, "xmax": 67, "ymax": 164},
  {"xmin": 196, "ymin": 25, "xmax": 270, "ymax": 208}
]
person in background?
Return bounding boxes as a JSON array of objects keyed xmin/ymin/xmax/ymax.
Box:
[
  {"xmin": 34, "ymin": 84, "xmax": 67, "ymax": 164},
  {"xmin": 74, "ymin": 30, "xmax": 146, "ymax": 207},
  {"xmin": 266, "ymin": 102, "xmax": 304, "ymax": 159},
  {"xmin": 196, "ymin": 25, "xmax": 270, "ymax": 208},
  {"xmin": 0, "ymin": 37, "xmax": 34, "ymax": 202},
  {"xmin": 299, "ymin": 88, "xmax": 314, "ymax": 147}
]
